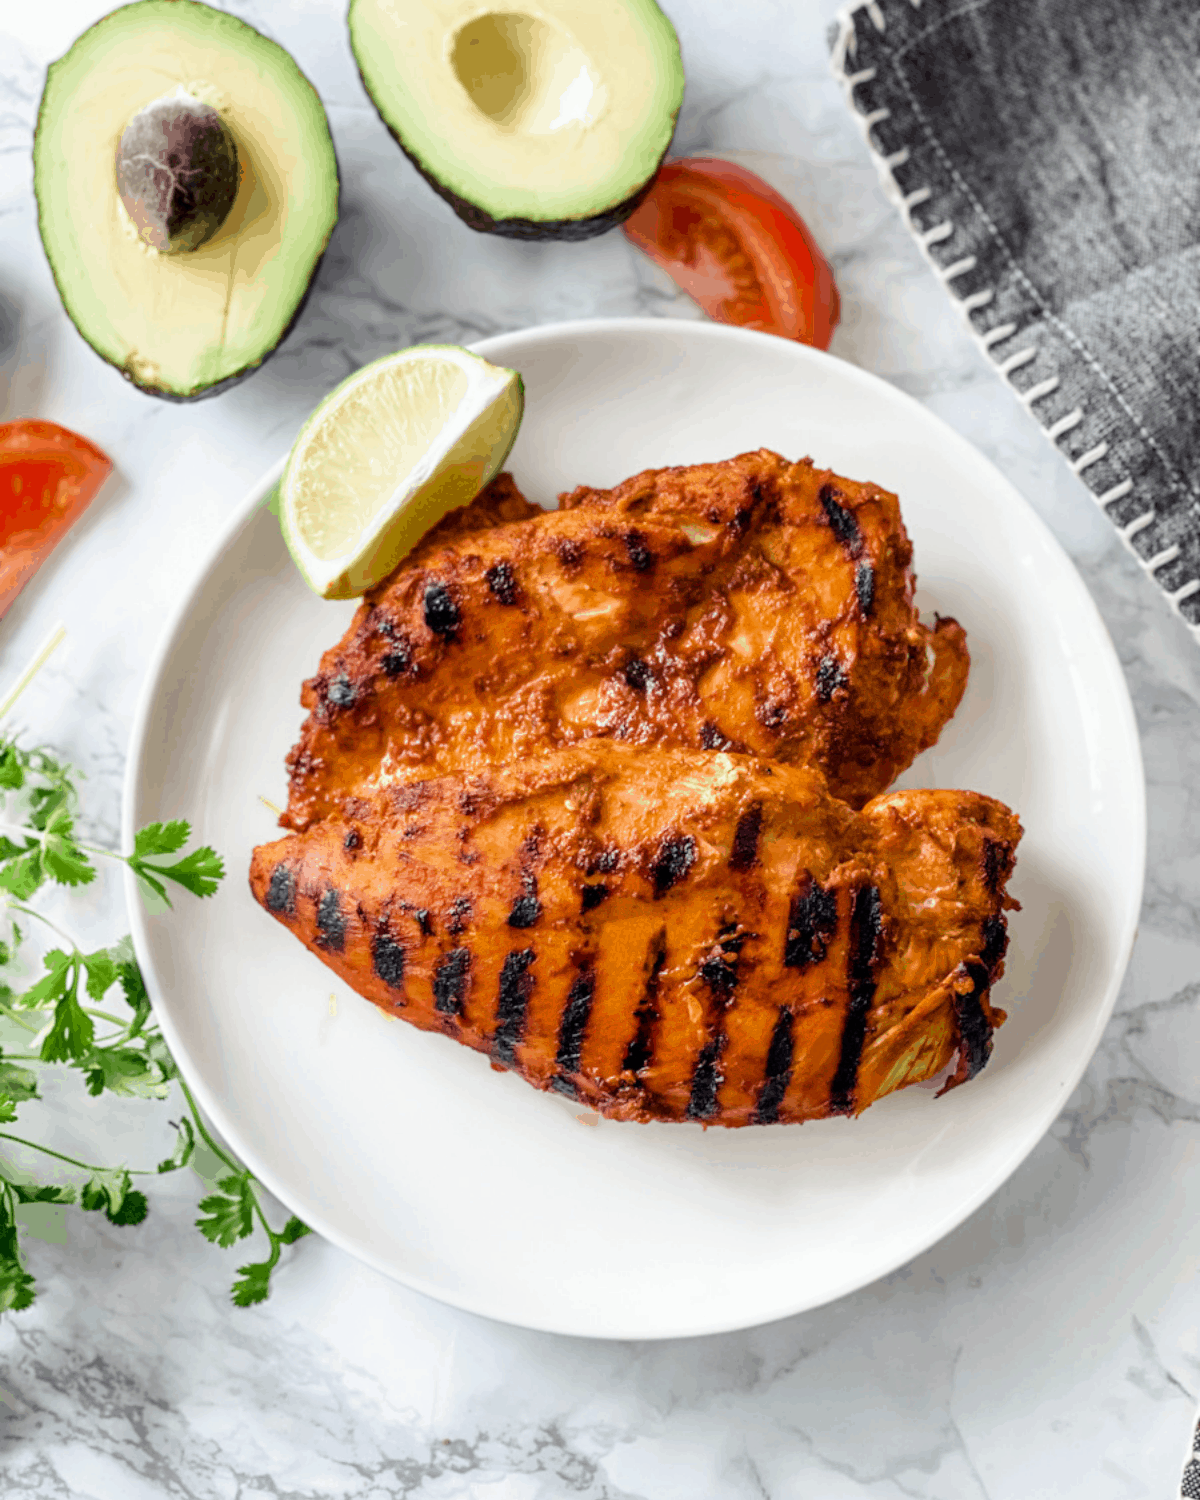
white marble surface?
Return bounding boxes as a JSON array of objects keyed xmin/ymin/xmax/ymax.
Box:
[{"xmin": 2, "ymin": 1, "xmax": 1199, "ymax": 1494}]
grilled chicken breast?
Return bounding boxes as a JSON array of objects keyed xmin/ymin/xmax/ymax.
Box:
[
  {"xmin": 283, "ymin": 451, "xmax": 969, "ymax": 830},
  {"xmin": 252, "ymin": 742, "xmax": 1020, "ymax": 1127}
]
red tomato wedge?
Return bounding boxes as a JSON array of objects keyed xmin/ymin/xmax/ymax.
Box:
[
  {"xmin": 623, "ymin": 157, "xmax": 840, "ymax": 349},
  {"xmin": 0, "ymin": 421, "xmax": 112, "ymax": 618}
]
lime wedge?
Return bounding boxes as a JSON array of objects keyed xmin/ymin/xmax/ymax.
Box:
[{"xmin": 280, "ymin": 344, "xmax": 524, "ymax": 598}]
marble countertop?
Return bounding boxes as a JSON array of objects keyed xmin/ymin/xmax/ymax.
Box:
[{"xmin": 3, "ymin": 1, "xmax": 1200, "ymax": 1494}]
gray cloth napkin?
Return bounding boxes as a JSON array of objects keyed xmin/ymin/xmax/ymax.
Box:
[{"xmin": 830, "ymin": 0, "xmax": 1200, "ymax": 640}]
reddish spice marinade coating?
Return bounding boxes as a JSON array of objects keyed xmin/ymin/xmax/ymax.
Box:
[{"xmin": 251, "ymin": 743, "xmax": 1021, "ymax": 1127}]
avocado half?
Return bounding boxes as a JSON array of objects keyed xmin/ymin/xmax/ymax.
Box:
[
  {"xmin": 348, "ymin": 0, "xmax": 685, "ymax": 241},
  {"xmin": 34, "ymin": 1, "xmax": 339, "ymax": 401}
]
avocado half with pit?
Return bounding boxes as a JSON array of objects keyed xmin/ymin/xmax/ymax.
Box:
[
  {"xmin": 34, "ymin": 1, "xmax": 339, "ymax": 401},
  {"xmin": 348, "ymin": 0, "xmax": 684, "ymax": 241}
]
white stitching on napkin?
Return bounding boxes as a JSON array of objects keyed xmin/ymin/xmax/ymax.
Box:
[
  {"xmin": 940, "ymin": 256, "xmax": 977, "ymax": 281},
  {"xmin": 1022, "ymin": 376, "xmax": 1060, "ymax": 405},
  {"xmin": 1048, "ymin": 409, "xmax": 1084, "ymax": 440},
  {"xmin": 829, "ymin": 0, "xmax": 1200, "ymax": 638},
  {"xmin": 981, "ymin": 322, "xmax": 1017, "ymax": 348},
  {"xmin": 997, "ymin": 346, "xmax": 1037, "ymax": 376},
  {"xmin": 1147, "ymin": 544, "xmax": 1181, "ymax": 573},
  {"xmin": 1072, "ymin": 442, "xmax": 1109, "ymax": 474},
  {"xmin": 920, "ymin": 220, "xmax": 955, "ymax": 246},
  {"xmin": 830, "ymin": 0, "xmax": 1200, "ymax": 631}
]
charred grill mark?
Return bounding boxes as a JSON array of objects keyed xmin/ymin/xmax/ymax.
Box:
[
  {"xmin": 818, "ymin": 483, "xmax": 864, "ymax": 557},
  {"xmin": 485, "ymin": 560, "xmax": 519, "ymax": 605},
  {"xmin": 586, "ymin": 848, "xmax": 619, "ymax": 876},
  {"xmin": 380, "ymin": 647, "xmax": 411, "ymax": 677},
  {"xmin": 326, "ymin": 674, "xmax": 356, "ymax": 708},
  {"xmin": 343, "ymin": 829, "xmax": 362, "ymax": 851},
  {"xmin": 701, "ymin": 721, "xmax": 732, "ymax": 750},
  {"xmin": 730, "ymin": 802, "xmax": 763, "ymax": 871},
  {"xmin": 855, "ymin": 560, "xmax": 875, "ymax": 617},
  {"xmin": 555, "ymin": 968, "xmax": 596, "ymax": 1075},
  {"xmin": 755, "ymin": 1006, "xmax": 795, "ymax": 1124},
  {"xmin": 433, "ymin": 946, "xmax": 470, "ymax": 1015},
  {"xmin": 622, "ymin": 655, "xmax": 653, "ymax": 692},
  {"xmin": 686, "ymin": 1035, "xmax": 725, "ymax": 1120},
  {"xmin": 413, "ymin": 907, "xmax": 432, "ymax": 936},
  {"xmin": 493, "ymin": 949, "xmax": 535, "ymax": 1065},
  {"xmin": 698, "ymin": 925, "xmax": 746, "ymax": 997},
  {"xmin": 554, "ymin": 537, "xmax": 583, "ymax": 569},
  {"xmin": 508, "ymin": 874, "xmax": 542, "ymax": 929},
  {"xmin": 982, "ymin": 838, "xmax": 1009, "ymax": 896},
  {"xmin": 651, "ymin": 834, "xmax": 696, "ymax": 897},
  {"xmin": 623, "ymin": 940, "xmax": 666, "ymax": 1076},
  {"xmin": 980, "ymin": 914, "xmax": 1008, "ymax": 974},
  {"xmin": 447, "ymin": 896, "xmax": 472, "ymax": 935},
  {"xmin": 623, "ymin": 530, "xmax": 654, "ymax": 572},
  {"xmin": 423, "ymin": 579, "xmax": 460, "ymax": 638},
  {"xmin": 951, "ymin": 959, "xmax": 994, "ymax": 1081},
  {"xmin": 784, "ymin": 876, "xmax": 838, "ymax": 968},
  {"xmin": 315, "ymin": 888, "xmax": 346, "ymax": 951},
  {"xmin": 372, "ymin": 931, "xmax": 405, "ymax": 991},
  {"xmin": 816, "ymin": 655, "xmax": 847, "ymax": 703},
  {"xmin": 829, "ymin": 885, "xmax": 884, "ymax": 1115},
  {"xmin": 581, "ymin": 883, "xmax": 609, "ymax": 913},
  {"xmin": 265, "ymin": 864, "xmax": 296, "ymax": 916}
]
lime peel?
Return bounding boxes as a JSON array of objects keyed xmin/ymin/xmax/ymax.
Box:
[{"xmin": 280, "ymin": 344, "xmax": 524, "ymax": 599}]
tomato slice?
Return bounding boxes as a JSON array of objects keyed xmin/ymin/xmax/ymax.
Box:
[
  {"xmin": 0, "ymin": 421, "xmax": 112, "ymax": 618},
  {"xmin": 623, "ymin": 157, "xmax": 840, "ymax": 349}
]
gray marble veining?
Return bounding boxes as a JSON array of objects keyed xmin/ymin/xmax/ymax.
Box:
[{"xmin": 2, "ymin": 1, "xmax": 1199, "ymax": 1495}]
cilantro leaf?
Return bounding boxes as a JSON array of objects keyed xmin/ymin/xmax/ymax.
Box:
[
  {"xmin": 0, "ymin": 1095, "xmax": 17, "ymax": 1125},
  {"xmin": 0, "ymin": 1054, "xmax": 38, "ymax": 1107},
  {"xmin": 133, "ymin": 821, "xmax": 191, "ymax": 859},
  {"xmin": 111, "ymin": 938, "xmax": 152, "ymax": 1033},
  {"xmin": 81, "ymin": 948, "xmax": 117, "ymax": 1001},
  {"xmin": 230, "ymin": 1257, "xmax": 274, "ymax": 1307},
  {"xmin": 83, "ymin": 1047, "xmax": 171, "ymax": 1100},
  {"xmin": 0, "ymin": 743, "xmax": 25, "ymax": 791},
  {"xmin": 196, "ymin": 1173, "xmax": 255, "ymax": 1248},
  {"xmin": 38, "ymin": 957, "xmax": 95, "ymax": 1065},
  {"xmin": 0, "ymin": 849, "xmax": 44, "ymax": 901},
  {"xmin": 0, "ymin": 1257, "xmax": 36, "ymax": 1312},
  {"xmin": 157, "ymin": 1117, "xmax": 195, "ymax": 1174},
  {"xmin": 129, "ymin": 840, "xmax": 225, "ymax": 905},
  {"xmin": 279, "ymin": 1216, "xmax": 311, "ymax": 1246},
  {"xmin": 12, "ymin": 1182, "xmax": 75, "ymax": 1206},
  {"xmin": 21, "ymin": 948, "xmax": 73, "ymax": 1011},
  {"xmin": 39, "ymin": 807, "xmax": 94, "ymax": 888},
  {"xmin": 80, "ymin": 1168, "xmax": 147, "ymax": 1225}
]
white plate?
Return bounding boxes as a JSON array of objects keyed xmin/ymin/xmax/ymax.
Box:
[{"xmin": 124, "ymin": 319, "xmax": 1144, "ymax": 1340}]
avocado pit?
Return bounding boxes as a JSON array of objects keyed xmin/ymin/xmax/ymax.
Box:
[{"xmin": 116, "ymin": 94, "xmax": 239, "ymax": 254}]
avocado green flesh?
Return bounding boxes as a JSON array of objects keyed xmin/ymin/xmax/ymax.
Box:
[
  {"xmin": 349, "ymin": 0, "xmax": 684, "ymax": 235},
  {"xmin": 34, "ymin": 0, "xmax": 339, "ymax": 400}
]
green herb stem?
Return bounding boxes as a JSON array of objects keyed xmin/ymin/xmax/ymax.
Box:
[
  {"xmin": 0, "ymin": 1132, "xmax": 154, "ymax": 1177},
  {"xmin": 177, "ymin": 1077, "xmax": 242, "ymax": 1177}
]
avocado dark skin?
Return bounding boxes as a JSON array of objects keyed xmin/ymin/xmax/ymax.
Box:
[{"xmin": 116, "ymin": 96, "xmax": 239, "ymax": 254}]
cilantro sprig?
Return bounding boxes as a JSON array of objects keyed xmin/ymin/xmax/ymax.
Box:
[{"xmin": 0, "ymin": 734, "xmax": 308, "ymax": 1312}]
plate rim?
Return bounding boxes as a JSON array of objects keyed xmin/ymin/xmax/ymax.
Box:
[{"xmin": 122, "ymin": 316, "xmax": 1147, "ymax": 1339}]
